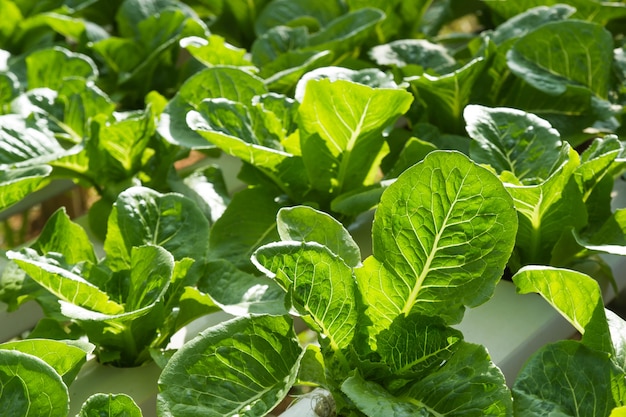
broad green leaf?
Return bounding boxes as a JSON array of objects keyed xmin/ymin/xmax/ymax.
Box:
[
  {"xmin": 361, "ymin": 151, "xmax": 517, "ymax": 326},
  {"xmin": 306, "ymin": 8, "xmax": 384, "ymax": 53},
  {"xmin": 341, "ymin": 373, "xmax": 427, "ymax": 416},
  {"xmin": 506, "ymin": 148, "xmax": 588, "ymax": 266},
  {"xmin": 343, "ymin": 342, "xmax": 512, "ymax": 416},
  {"xmin": 0, "ymin": 339, "xmax": 93, "ymax": 386},
  {"xmin": 348, "ymin": 0, "xmax": 431, "ymax": 41},
  {"xmin": 253, "ymin": 241, "xmax": 358, "ymax": 352},
  {"xmin": 0, "ymin": 71, "xmax": 19, "ymax": 106},
  {"xmin": 329, "ymin": 180, "xmax": 392, "ymax": 217},
  {"xmin": 158, "ymin": 66, "xmax": 267, "ymax": 148},
  {"xmin": 490, "ymin": 4, "xmax": 575, "ymax": 45},
  {"xmin": 483, "ymin": 0, "xmax": 626, "ymax": 26},
  {"xmin": 115, "ymin": 0, "xmax": 198, "ymax": 38},
  {"xmin": 464, "ymin": 104, "xmax": 567, "ymax": 184},
  {"xmin": 251, "ymin": 26, "xmax": 309, "ymax": 68},
  {"xmin": 87, "ymin": 109, "xmax": 155, "ymax": 183},
  {"xmin": 369, "ymin": 39, "xmax": 456, "ymax": 73},
  {"xmin": 507, "ymin": 20, "xmax": 613, "ymax": 99},
  {"xmin": 180, "ymin": 35, "xmax": 254, "ymax": 68},
  {"xmin": 208, "ymin": 187, "xmax": 284, "ymax": 270},
  {"xmin": 611, "ymin": 407, "xmax": 626, "ymax": 417},
  {"xmin": 31, "ymin": 208, "xmax": 97, "ymax": 265},
  {"xmin": 157, "ymin": 315, "xmax": 303, "ymax": 417},
  {"xmin": 298, "ymin": 78, "xmax": 412, "ymax": 194},
  {"xmin": 376, "ymin": 314, "xmax": 462, "ymax": 381},
  {"xmin": 0, "ymin": 114, "xmax": 65, "ymax": 165},
  {"xmin": 407, "ymin": 53, "xmax": 488, "ymax": 134},
  {"xmin": 77, "ymin": 393, "xmax": 142, "ymax": 417},
  {"xmin": 277, "ymin": 206, "xmax": 361, "ymax": 267},
  {"xmin": 187, "ymin": 99, "xmax": 310, "ymax": 199},
  {"xmin": 513, "ymin": 265, "xmax": 612, "ymax": 355},
  {"xmin": 109, "ymin": 186, "xmax": 210, "ymax": 272},
  {"xmin": 25, "ymin": 46, "xmax": 97, "ymax": 90},
  {"xmin": 198, "ymin": 259, "xmax": 287, "ymax": 316},
  {"xmin": 262, "ymin": 50, "xmax": 334, "ymax": 94},
  {"xmin": 0, "ymin": 165, "xmax": 51, "ymax": 211},
  {"xmin": 254, "ymin": 0, "xmax": 343, "ymax": 35},
  {"xmin": 513, "ymin": 340, "xmax": 625, "ymax": 417},
  {"xmin": 7, "ymin": 248, "xmax": 124, "ymax": 315},
  {"xmin": 0, "ymin": 349, "xmax": 69, "ymax": 417},
  {"xmin": 125, "ymin": 245, "xmax": 174, "ymax": 311}
]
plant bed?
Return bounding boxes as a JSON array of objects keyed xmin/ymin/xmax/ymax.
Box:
[{"xmin": 2, "ymin": 0, "xmax": 626, "ymax": 416}]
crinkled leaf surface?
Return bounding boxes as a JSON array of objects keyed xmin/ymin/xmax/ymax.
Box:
[
  {"xmin": 359, "ymin": 150, "xmax": 517, "ymax": 327},
  {"xmin": 253, "ymin": 241, "xmax": 358, "ymax": 352},
  {"xmin": 158, "ymin": 67, "xmax": 267, "ymax": 148},
  {"xmin": 0, "ymin": 349, "xmax": 69, "ymax": 417},
  {"xmin": 7, "ymin": 248, "xmax": 124, "ymax": 315},
  {"xmin": 513, "ymin": 265, "xmax": 613, "ymax": 355},
  {"xmin": 158, "ymin": 315, "xmax": 303, "ymax": 417},
  {"xmin": 298, "ymin": 78, "xmax": 412, "ymax": 194},
  {"xmin": 77, "ymin": 393, "xmax": 142, "ymax": 417},
  {"xmin": 513, "ymin": 340, "xmax": 625, "ymax": 417},
  {"xmin": 0, "ymin": 114, "xmax": 65, "ymax": 165},
  {"xmin": 369, "ymin": 38, "xmax": 456, "ymax": 73},
  {"xmin": 0, "ymin": 338, "xmax": 93, "ymax": 387},
  {"xmin": 277, "ymin": 206, "xmax": 361, "ymax": 267},
  {"xmin": 343, "ymin": 342, "xmax": 512, "ymax": 416},
  {"xmin": 25, "ymin": 46, "xmax": 97, "ymax": 90},
  {"xmin": 507, "ymin": 20, "xmax": 613, "ymax": 99},
  {"xmin": 464, "ymin": 104, "xmax": 566, "ymax": 183},
  {"xmin": 490, "ymin": 4, "xmax": 575, "ymax": 45}
]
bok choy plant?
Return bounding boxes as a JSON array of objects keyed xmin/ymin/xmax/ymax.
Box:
[
  {"xmin": 157, "ymin": 150, "xmax": 519, "ymax": 416},
  {"xmin": 2, "ymin": 186, "xmax": 218, "ymax": 367}
]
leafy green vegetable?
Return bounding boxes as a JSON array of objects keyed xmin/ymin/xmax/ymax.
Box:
[{"xmin": 77, "ymin": 393, "xmax": 143, "ymax": 417}]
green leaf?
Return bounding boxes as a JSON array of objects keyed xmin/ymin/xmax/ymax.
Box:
[
  {"xmin": 180, "ymin": 35, "xmax": 254, "ymax": 68},
  {"xmin": 490, "ymin": 4, "xmax": 575, "ymax": 45},
  {"xmin": 108, "ymin": 186, "xmax": 210, "ymax": 272},
  {"xmin": 77, "ymin": 393, "xmax": 143, "ymax": 417},
  {"xmin": 158, "ymin": 67, "xmax": 267, "ymax": 148},
  {"xmin": 464, "ymin": 104, "xmax": 567, "ymax": 183},
  {"xmin": 0, "ymin": 349, "xmax": 69, "ymax": 417},
  {"xmin": 276, "ymin": 206, "xmax": 361, "ymax": 267},
  {"xmin": 252, "ymin": 241, "xmax": 358, "ymax": 352},
  {"xmin": 254, "ymin": 0, "xmax": 343, "ymax": 35},
  {"xmin": 7, "ymin": 248, "xmax": 124, "ymax": 315},
  {"xmin": 25, "ymin": 46, "xmax": 97, "ymax": 90},
  {"xmin": 0, "ymin": 165, "xmax": 51, "ymax": 211},
  {"xmin": 507, "ymin": 20, "xmax": 613, "ymax": 99},
  {"xmin": 359, "ymin": 150, "xmax": 517, "ymax": 327},
  {"xmin": 0, "ymin": 338, "xmax": 93, "ymax": 387},
  {"xmin": 607, "ymin": 309, "xmax": 626, "ymax": 374},
  {"xmin": 199, "ymin": 259, "xmax": 287, "ymax": 316},
  {"xmin": 513, "ymin": 265, "xmax": 613, "ymax": 355},
  {"xmin": 513, "ymin": 340, "xmax": 625, "ymax": 417},
  {"xmin": 208, "ymin": 187, "xmax": 284, "ymax": 270},
  {"xmin": 306, "ymin": 8, "xmax": 384, "ymax": 53},
  {"xmin": 369, "ymin": 39, "xmax": 456, "ymax": 73},
  {"xmin": 125, "ymin": 245, "xmax": 174, "ymax": 311},
  {"xmin": 31, "ymin": 208, "xmax": 97, "ymax": 265},
  {"xmin": 343, "ymin": 342, "xmax": 512, "ymax": 416},
  {"xmin": 406, "ymin": 50, "xmax": 489, "ymax": 133},
  {"xmin": 0, "ymin": 114, "xmax": 65, "ymax": 165},
  {"xmin": 376, "ymin": 314, "xmax": 462, "ymax": 381},
  {"xmin": 157, "ymin": 315, "xmax": 303, "ymax": 417},
  {"xmin": 505, "ymin": 148, "xmax": 588, "ymax": 266},
  {"xmin": 298, "ymin": 78, "xmax": 413, "ymax": 194}
]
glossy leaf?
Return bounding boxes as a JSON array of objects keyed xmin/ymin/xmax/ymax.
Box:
[
  {"xmin": 0, "ymin": 349, "xmax": 69, "ymax": 417},
  {"xmin": 158, "ymin": 315, "xmax": 303, "ymax": 417},
  {"xmin": 0, "ymin": 338, "xmax": 93, "ymax": 386},
  {"xmin": 513, "ymin": 340, "xmax": 625, "ymax": 417},
  {"xmin": 77, "ymin": 393, "xmax": 143, "ymax": 417},
  {"xmin": 25, "ymin": 46, "xmax": 97, "ymax": 90},
  {"xmin": 298, "ymin": 78, "xmax": 413, "ymax": 194},
  {"xmin": 253, "ymin": 241, "xmax": 358, "ymax": 352},
  {"xmin": 513, "ymin": 265, "xmax": 612, "ymax": 355},
  {"xmin": 464, "ymin": 104, "xmax": 567, "ymax": 183},
  {"xmin": 276, "ymin": 206, "xmax": 361, "ymax": 267},
  {"xmin": 0, "ymin": 165, "xmax": 51, "ymax": 212},
  {"xmin": 7, "ymin": 248, "xmax": 124, "ymax": 315},
  {"xmin": 360, "ymin": 150, "xmax": 517, "ymax": 327}
]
